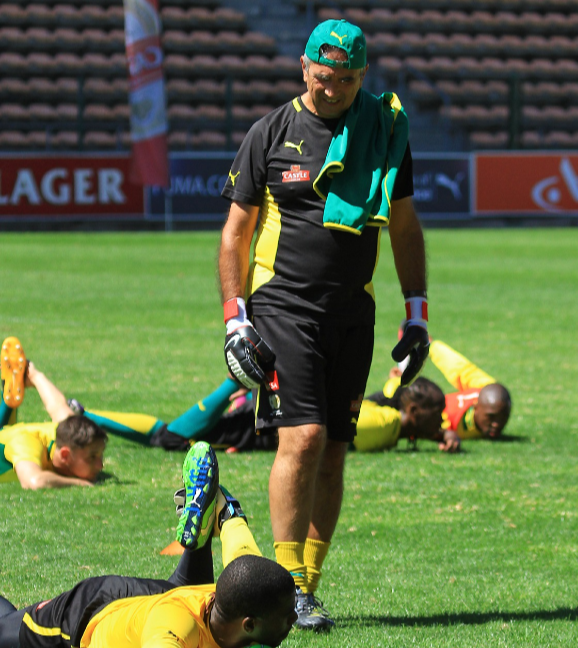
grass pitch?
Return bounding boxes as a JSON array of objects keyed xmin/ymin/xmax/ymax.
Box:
[{"xmin": 1, "ymin": 228, "xmax": 577, "ymax": 647}]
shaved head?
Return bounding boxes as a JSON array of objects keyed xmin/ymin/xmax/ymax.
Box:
[
  {"xmin": 475, "ymin": 383, "xmax": 512, "ymax": 438},
  {"xmin": 478, "ymin": 383, "xmax": 511, "ymax": 409}
]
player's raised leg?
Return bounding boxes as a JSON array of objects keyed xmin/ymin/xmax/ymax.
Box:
[
  {"xmin": 1, "ymin": 337, "xmax": 27, "ymax": 411},
  {"xmin": 176, "ymin": 441, "xmax": 220, "ymax": 549}
]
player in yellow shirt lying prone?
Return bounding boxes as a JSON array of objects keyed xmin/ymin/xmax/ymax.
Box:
[
  {"xmin": 0, "ymin": 337, "xmax": 107, "ymax": 489},
  {"xmin": 0, "ymin": 442, "xmax": 297, "ymax": 648}
]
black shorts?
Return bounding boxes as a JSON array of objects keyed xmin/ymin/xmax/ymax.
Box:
[
  {"xmin": 252, "ymin": 315, "xmax": 374, "ymax": 443},
  {"xmin": 19, "ymin": 575, "xmax": 173, "ymax": 648},
  {"xmin": 149, "ymin": 402, "xmax": 277, "ymax": 453}
]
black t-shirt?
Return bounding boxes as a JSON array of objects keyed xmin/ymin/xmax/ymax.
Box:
[
  {"xmin": 222, "ymin": 95, "xmax": 414, "ymax": 324},
  {"xmin": 20, "ymin": 576, "xmax": 173, "ymax": 648}
]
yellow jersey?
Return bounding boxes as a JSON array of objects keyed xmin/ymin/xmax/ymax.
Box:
[
  {"xmin": 0, "ymin": 421, "xmax": 57, "ymax": 483},
  {"xmin": 82, "ymin": 585, "xmax": 218, "ymax": 648}
]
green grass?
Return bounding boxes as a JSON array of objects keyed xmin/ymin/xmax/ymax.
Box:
[{"xmin": 1, "ymin": 229, "xmax": 577, "ymax": 647}]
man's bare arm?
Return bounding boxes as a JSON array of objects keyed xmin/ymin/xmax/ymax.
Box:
[
  {"xmin": 15, "ymin": 461, "xmax": 93, "ymax": 490},
  {"xmin": 388, "ymin": 196, "xmax": 427, "ymax": 293},
  {"xmin": 218, "ymin": 201, "xmax": 260, "ymax": 302},
  {"xmin": 26, "ymin": 362, "xmax": 74, "ymax": 423}
]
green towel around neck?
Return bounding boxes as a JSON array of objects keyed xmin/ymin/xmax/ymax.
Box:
[{"xmin": 313, "ymin": 89, "xmax": 409, "ymax": 235}]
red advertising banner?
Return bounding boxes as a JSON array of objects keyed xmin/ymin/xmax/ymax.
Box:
[
  {"xmin": 0, "ymin": 156, "xmax": 144, "ymax": 217},
  {"xmin": 124, "ymin": 0, "xmax": 169, "ymax": 187},
  {"xmin": 476, "ymin": 153, "xmax": 578, "ymax": 214}
]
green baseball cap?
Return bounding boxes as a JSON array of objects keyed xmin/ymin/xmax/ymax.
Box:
[{"xmin": 304, "ymin": 19, "xmax": 367, "ymax": 69}]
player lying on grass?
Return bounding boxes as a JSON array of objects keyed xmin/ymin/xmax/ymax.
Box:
[
  {"xmin": 0, "ymin": 337, "xmax": 107, "ymax": 489},
  {"xmin": 356, "ymin": 338, "xmax": 512, "ymax": 452},
  {"xmin": 4, "ymin": 335, "xmax": 447, "ymax": 459},
  {"xmin": 429, "ymin": 339, "xmax": 512, "ymax": 441},
  {"xmin": 0, "ymin": 442, "xmax": 298, "ymax": 648},
  {"xmin": 0, "ymin": 335, "xmax": 274, "ymax": 490}
]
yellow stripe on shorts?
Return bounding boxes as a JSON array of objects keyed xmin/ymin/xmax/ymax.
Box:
[{"xmin": 23, "ymin": 613, "xmax": 71, "ymax": 640}]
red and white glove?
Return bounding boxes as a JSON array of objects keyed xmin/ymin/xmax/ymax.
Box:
[{"xmin": 391, "ymin": 291, "xmax": 430, "ymax": 387}]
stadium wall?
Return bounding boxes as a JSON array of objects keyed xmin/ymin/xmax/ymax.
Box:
[{"xmin": 1, "ymin": 151, "xmax": 578, "ymax": 230}]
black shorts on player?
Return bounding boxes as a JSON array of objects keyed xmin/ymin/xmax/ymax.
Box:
[
  {"xmin": 14, "ymin": 576, "xmax": 173, "ymax": 648},
  {"xmin": 253, "ymin": 314, "xmax": 374, "ymax": 442}
]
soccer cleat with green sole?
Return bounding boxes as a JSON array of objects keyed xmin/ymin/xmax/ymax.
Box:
[{"xmin": 176, "ymin": 442, "xmax": 219, "ymax": 549}]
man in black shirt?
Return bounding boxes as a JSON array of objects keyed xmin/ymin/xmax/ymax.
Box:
[{"xmin": 219, "ymin": 18, "xmax": 429, "ymax": 631}]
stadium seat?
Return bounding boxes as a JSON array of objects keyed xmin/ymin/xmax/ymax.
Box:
[
  {"xmin": 167, "ymin": 130, "xmax": 191, "ymax": 150},
  {"xmin": 82, "ymin": 53, "xmax": 126, "ymax": 75},
  {"xmin": 469, "ymin": 131, "xmax": 509, "ymax": 149},
  {"xmin": 168, "ymin": 104, "xmax": 200, "ymax": 122},
  {"xmin": 1, "ymin": 28, "xmax": 30, "ymax": 52},
  {"xmin": 85, "ymin": 103, "xmax": 120, "ymax": 122},
  {"xmin": 53, "ymin": 5, "xmax": 83, "ymax": 28},
  {"xmin": 194, "ymin": 104, "xmax": 227, "ymax": 122},
  {"xmin": 51, "ymin": 130, "xmax": 79, "ymax": 149},
  {"xmin": 84, "ymin": 130, "xmax": 124, "ymax": 149},
  {"xmin": 80, "ymin": 5, "xmax": 112, "ymax": 29},
  {"xmin": 193, "ymin": 130, "xmax": 227, "ymax": 149},
  {"xmin": 522, "ymin": 81, "xmax": 572, "ymax": 105},
  {"xmin": 232, "ymin": 105, "xmax": 274, "ymax": 126},
  {"xmin": 407, "ymin": 80, "xmax": 442, "ymax": 107},
  {"xmin": 166, "ymin": 78, "xmax": 224, "ymax": 104},
  {"xmin": 0, "ymin": 103, "xmax": 28, "ymax": 121},
  {"xmin": 28, "ymin": 130, "xmax": 50, "ymax": 149},
  {"xmin": 25, "ymin": 4, "xmax": 54, "ymax": 26},
  {"xmin": 213, "ymin": 7, "xmax": 246, "ymax": 31},
  {"xmin": 52, "ymin": 28, "xmax": 84, "ymax": 52},
  {"xmin": 84, "ymin": 78, "xmax": 124, "ymax": 103},
  {"xmin": 0, "ymin": 78, "xmax": 30, "ymax": 101},
  {"xmin": 0, "ymin": 4, "xmax": 27, "ymax": 27},
  {"xmin": 218, "ymin": 55, "xmax": 249, "ymax": 77},
  {"xmin": 441, "ymin": 104, "xmax": 509, "ymax": 129},
  {"xmin": 0, "ymin": 131, "xmax": 31, "ymax": 149},
  {"xmin": 26, "ymin": 103, "xmax": 56, "ymax": 121},
  {"xmin": 53, "ymin": 53, "xmax": 84, "ymax": 75}
]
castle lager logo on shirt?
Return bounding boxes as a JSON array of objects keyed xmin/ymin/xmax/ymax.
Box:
[{"xmin": 282, "ymin": 165, "xmax": 310, "ymax": 183}]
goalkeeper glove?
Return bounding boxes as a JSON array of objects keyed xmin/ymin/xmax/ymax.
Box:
[
  {"xmin": 391, "ymin": 291, "xmax": 430, "ymax": 387},
  {"xmin": 223, "ymin": 297, "xmax": 275, "ymax": 389}
]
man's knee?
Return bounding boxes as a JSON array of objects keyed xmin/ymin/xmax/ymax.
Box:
[{"xmin": 277, "ymin": 424, "xmax": 327, "ymax": 461}]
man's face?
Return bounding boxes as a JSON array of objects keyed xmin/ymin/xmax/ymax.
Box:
[
  {"xmin": 251, "ymin": 590, "xmax": 298, "ymax": 647},
  {"xmin": 58, "ymin": 440, "xmax": 106, "ymax": 481},
  {"xmin": 474, "ymin": 402, "xmax": 511, "ymax": 438},
  {"xmin": 301, "ymin": 52, "xmax": 367, "ymax": 119}
]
